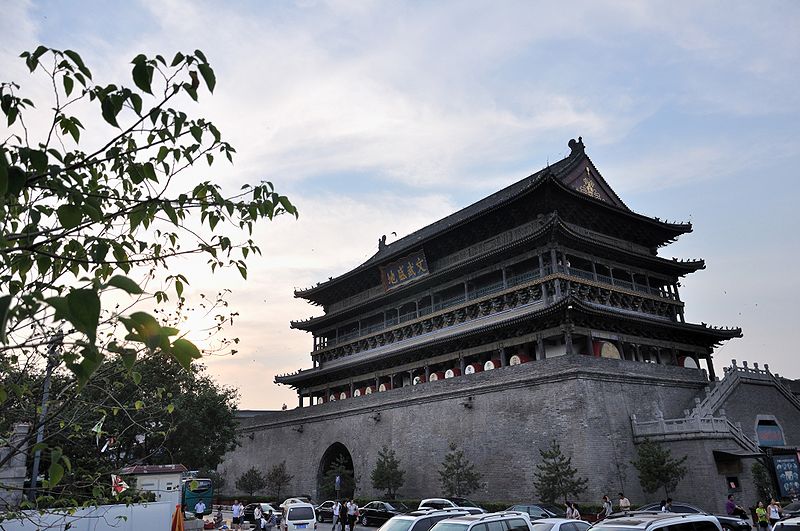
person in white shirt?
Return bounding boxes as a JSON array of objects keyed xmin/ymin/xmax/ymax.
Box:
[
  {"xmin": 347, "ymin": 500, "xmax": 358, "ymax": 531},
  {"xmin": 254, "ymin": 504, "xmax": 263, "ymax": 529},
  {"xmin": 618, "ymin": 493, "xmax": 631, "ymax": 512},
  {"xmin": 333, "ymin": 501, "xmax": 341, "ymax": 531},
  {"xmin": 232, "ymin": 500, "xmax": 244, "ymax": 530},
  {"xmin": 194, "ymin": 500, "xmax": 206, "ymax": 519}
]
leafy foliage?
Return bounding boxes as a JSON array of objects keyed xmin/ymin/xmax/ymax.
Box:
[
  {"xmin": 631, "ymin": 439, "xmax": 688, "ymax": 497},
  {"xmin": 371, "ymin": 445, "xmax": 405, "ymax": 499},
  {"xmin": 751, "ymin": 462, "xmax": 773, "ymax": 502},
  {"xmin": 438, "ymin": 442, "xmax": 482, "ymax": 497},
  {"xmin": 266, "ymin": 461, "xmax": 294, "ymax": 502},
  {"xmin": 320, "ymin": 455, "xmax": 356, "ymax": 500},
  {"xmin": 0, "ymin": 46, "xmax": 294, "ymax": 509},
  {"xmin": 532, "ymin": 440, "xmax": 588, "ymax": 503},
  {"xmin": 236, "ymin": 467, "xmax": 268, "ymax": 497},
  {"xmin": 0, "ymin": 355, "xmax": 238, "ymax": 505}
]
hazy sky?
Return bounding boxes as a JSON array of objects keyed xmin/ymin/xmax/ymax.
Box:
[{"xmin": 3, "ymin": 0, "xmax": 799, "ymax": 410}]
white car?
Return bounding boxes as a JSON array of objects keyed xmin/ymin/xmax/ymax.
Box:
[
  {"xmin": 530, "ymin": 518, "xmax": 590, "ymax": 531},
  {"xmin": 282, "ymin": 502, "xmax": 318, "ymax": 531},
  {"xmin": 419, "ymin": 499, "xmax": 486, "ymax": 514}
]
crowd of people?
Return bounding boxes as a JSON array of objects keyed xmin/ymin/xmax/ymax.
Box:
[{"xmin": 331, "ymin": 499, "xmax": 361, "ymax": 531}]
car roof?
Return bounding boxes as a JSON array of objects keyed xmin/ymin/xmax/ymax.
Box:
[
  {"xmin": 591, "ymin": 513, "xmax": 716, "ymax": 528},
  {"xmin": 286, "ymin": 502, "xmax": 315, "ymax": 509},
  {"xmin": 535, "ymin": 519, "xmax": 584, "ymax": 524}
]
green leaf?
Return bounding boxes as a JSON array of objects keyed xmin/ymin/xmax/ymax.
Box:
[
  {"xmin": 174, "ymin": 280, "xmax": 183, "ymax": 298},
  {"xmin": 132, "ymin": 62, "xmax": 153, "ymax": 94},
  {"xmin": 45, "ymin": 296, "xmax": 70, "ymax": 321},
  {"xmin": 64, "ymin": 49, "xmax": 92, "ymax": 79},
  {"xmin": 120, "ymin": 350, "xmax": 136, "ymax": 370},
  {"xmin": 197, "ymin": 63, "xmax": 216, "ymax": 93},
  {"xmin": 135, "ymin": 400, "xmax": 144, "ymax": 410},
  {"xmin": 107, "ymin": 275, "xmax": 143, "ymax": 295},
  {"xmin": 63, "ymin": 75, "xmax": 74, "ymax": 97},
  {"xmin": 0, "ymin": 295, "xmax": 11, "ymax": 344},
  {"xmin": 194, "ymin": 50, "xmax": 207, "ymax": 63},
  {"xmin": 190, "ymin": 125, "xmax": 202, "ymax": 143},
  {"xmin": 131, "ymin": 371, "xmax": 142, "ymax": 385},
  {"xmin": 166, "ymin": 403, "xmax": 175, "ymax": 414},
  {"xmin": 171, "ymin": 52, "xmax": 185, "ymax": 67},
  {"xmin": 100, "ymin": 96, "xmax": 119, "ymax": 127},
  {"xmin": 66, "ymin": 289, "xmax": 101, "ymax": 342},
  {"xmin": 48, "ymin": 462, "xmax": 64, "ymax": 487},
  {"xmin": 171, "ymin": 338, "xmax": 201, "ymax": 370},
  {"xmin": 163, "ymin": 201, "xmax": 178, "ymax": 225},
  {"xmin": 56, "ymin": 204, "xmax": 82, "ymax": 230}
]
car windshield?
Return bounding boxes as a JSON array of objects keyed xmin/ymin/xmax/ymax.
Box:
[
  {"xmin": 288, "ymin": 507, "xmax": 314, "ymax": 521},
  {"xmin": 539, "ymin": 505, "xmax": 565, "ymax": 516},
  {"xmin": 449, "ymin": 498, "xmax": 478, "ymax": 508},
  {"xmin": 431, "ymin": 523, "xmax": 469, "ymax": 531},
  {"xmin": 387, "ymin": 503, "xmax": 410, "ymax": 512},
  {"xmin": 379, "ymin": 518, "xmax": 415, "ymax": 531},
  {"xmin": 531, "ymin": 523, "xmax": 555, "ymax": 531}
]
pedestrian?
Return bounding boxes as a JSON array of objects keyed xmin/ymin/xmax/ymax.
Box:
[
  {"xmin": 232, "ymin": 500, "xmax": 244, "ymax": 530},
  {"xmin": 214, "ymin": 506, "xmax": 224, "ymax": 528},
  {"xmin": 756, "ymin": 502, "xmax": 768, "ymax": 531},
  {"xmin": 348, "ymin": 499, "xmax": 359, "ymax": 531},
  {"xmin": 565, "ymin": 502, "xmax": 575, "ymax": 519},
  {"xmin": 332, "ymin": 500, "xmax": 341, "ymax": 531},
  {"xmin": 660, "ymin": 500, "xmax": 667, "ymax": 512},
  {"xmin": 726, "ymin": 495, "xmax": 748, "ymax": 519},
  {"xmin": 341, "ymin": 500, "xmax": 349, "ymax": 531},
  {"xmin": 618, "ymin": 493, "xmax": 631, "ymax": 512},
  {"xmin": 194, "ymin": 499, "xmax": 207, "ymax": 520},
  {"xmin": 266, "ymin": 509, "xmax": 277, "ymax": 531},
  {"xmin": 664, "ymin": 499, "xmax": 673, "ymax": 512},
  {"xmin": 254, "ymin": 504, "xmax": 263, "ymax": 529},
  {"xmin": 566, "ymin": 502, "xmax": 581, "ymax": 520},
  {"xmin": 597, "ymin": 496, "xmax": 612, "ymax": 520},
  {"xmin": 768, "ymin": 499, "xmax": 782, "ymax": 528}
]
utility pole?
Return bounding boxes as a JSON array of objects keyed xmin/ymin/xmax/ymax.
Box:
[{"xmin": 27, "ymin": 330, "xmax": 63, "ymax": 503}]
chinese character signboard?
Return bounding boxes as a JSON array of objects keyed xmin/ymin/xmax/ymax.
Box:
[
  {"xmin": 774, "ymin": 455, "xmax": 800, "ymax": 498},
  {"xmin": 380, "ymin": 249, "xmax": 429, "ymax": 291}
]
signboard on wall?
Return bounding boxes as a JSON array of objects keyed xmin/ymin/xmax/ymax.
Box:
[
  {"xmin": 774, "ymin": 455, "xmax": 800, "ymax": 498},
  {"xmin": 380, "ymin": 249, "xmax": 429, "ymax": 291},
  {"xmin": 757, "ymin": 423, "xmax": 785, "ymax": 446}
]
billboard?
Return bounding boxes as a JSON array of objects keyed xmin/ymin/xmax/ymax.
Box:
[{"xmin": 774, "ymin": 455, "xmax": 800, "ymax": 498}]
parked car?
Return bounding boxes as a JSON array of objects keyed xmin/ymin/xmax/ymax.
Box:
[
  {"xmin": 590, "ymin": 511, "xmax": 722, "ymax": 531},
  {"xmin": 782, "ymin": 503, "xmax": 800, "ymax": 519},
  {"xmin": 419, "ymin": 498, "xmax": 486, "ymax": 513},
  {"xmin": 360, "ymin": 501, "xmax": 411, "ymax": 526},
  {"xmin": 635, "ymin": 502, "xmax": 751, "ymax": 531},
  {"xmin": 775, "ymin": 516, "xmax": 800, "ymax": 531},
  {"xmin": 506, "ymin": 505, "xmax": 567, "ymax": 520},
  {"xmin": 316, "ymin": 501, "xmax": 336, "ymax": 523},
  {"xmin": 244, "ymin": 503, "xmax": 282, "ymax": 526},
  {"xmin": 282, "ymin": 502, "xmax": 317, "ymax": 531},
  {"xmin": 429, "ymin": 511, "xmax": 533, "ymax": 531},
  {"xmin": 376, "ymin": 510, "xmax": 472, "ymax": 531},
  {"xmin": 527, "ymin": 518, "xmax": 590, "ymax": 531}
]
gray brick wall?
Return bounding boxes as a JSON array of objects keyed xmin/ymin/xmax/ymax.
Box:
[{"xmin": 218, "ymin": 355, "xmax": 798, "ymax": 514}]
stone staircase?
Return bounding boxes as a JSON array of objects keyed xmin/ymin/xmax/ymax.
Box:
[{"xmin": 629, "ymin": 359, "xmax": 800, "ymax": 455}]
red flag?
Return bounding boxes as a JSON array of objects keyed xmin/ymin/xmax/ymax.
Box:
[{"xmin": 111, "ymin": 474, "xmax": 129, "ymax": 496}]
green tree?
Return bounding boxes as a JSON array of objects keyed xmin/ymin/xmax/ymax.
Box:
[
  {"xmin": 438, "ymin": 442, "xmax": 482, "ymax": 497},
  {"xmin": 532, "ymin": 440, "xmax": 588, "ymax": 503},
  {"xmin": 0, "ymin": 46, "xmax": 294, "ymax": 510},
  {"xmin": 371, "ymin": 445, "xmax": 405, "ymax": 499},
  {"xmin": 631, "ymin": 439, "xmax": 688, "ymax": 497},
  {"xmin": 236, "ymin": 467, "xmax": 268, "ymax": 497},
  {"xmin": 320, "ymin": 455, "xmax": 356, "ymax": 499},
  {"xmin": 199, "ymin": 467, "xmax": 227, "ymax": 493},
  {"xmin": 752, "ymin": 462, "xmax": 773, "ymax": 502},
  {"xmin": 266, "ymin": 461, "xmax": 294, "ymax": 502}
]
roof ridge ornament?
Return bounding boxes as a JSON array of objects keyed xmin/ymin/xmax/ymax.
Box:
[{"xmin": 568, "ymin": 136, "xmax": 585, "ymax": 156}]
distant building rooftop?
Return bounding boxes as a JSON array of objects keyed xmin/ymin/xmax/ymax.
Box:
[{"xmin": 119, "ymin": 464, "xmax": 188, "ymax": 475}]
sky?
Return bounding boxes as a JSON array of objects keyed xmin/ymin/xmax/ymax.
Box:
[{"xmin": 2, "ymin": 0, "xmax": 799, "ymax": 410}]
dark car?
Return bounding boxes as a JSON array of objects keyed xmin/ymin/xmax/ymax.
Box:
[
  {"xmin": 782, "ymin": 502, "xmax": 800, "ymax": 519},
  {"xmin": 316, "ymin": 500, "xmax": 336, "ymax": 523},
  {"xmin": 506, "ymin": 504, "xmax": 567, "ymax": 519},
  {"xmin": 244, "ymin": 503, "xmax": 282, "ymax": 526},
  {"xmin": 360, "ymin": 501, "xmax": 411, "ymax": 526},
  {"xmin": 635, "ymin": 502, "xmax": 751, "ymax": 531}
]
